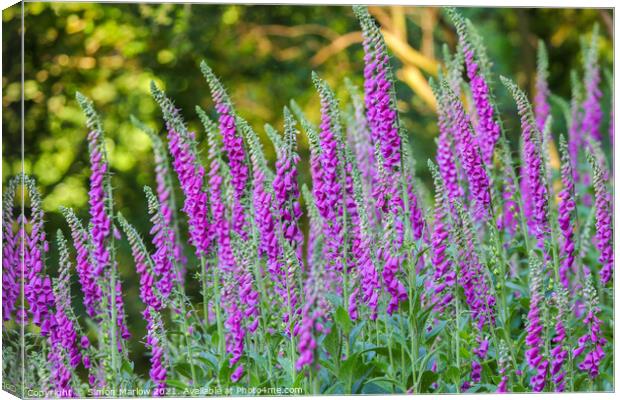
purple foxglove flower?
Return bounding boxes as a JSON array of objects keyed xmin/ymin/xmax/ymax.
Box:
[
  {"xmin": 60, "ymin": 207, "xmax": 102, "ymax": 317},
  {"xmin": 558, "ymin": 137, "xmax": 576, "ymax": 290},
  {"xmin": 118, "ymin": 214, "xmax": 162, "ymax": 311},
  {"xmin": 567, "ymin": 71, "xmax": 584, "ymax": 182},
  {"xmin": 587, "ymin": 152, "xmax": 613, "ymax": 284},
  {"xmin": 201, "ymin": 62, "xmax": 250, "ymax": 238},
  {"xmin": 131, "ymin": 116, "xmax": 186, "ymax": 279},
  {"xmin": 55, "ymin": 232, "xmax": 84, "ymax": 370},
  {"xmin": 454, "ymin": 202, "xmax": 495, "ymax": 330},
  {"xmin": 345, "ymin": 151, "xmax": 381, "ymax": 320},
  {"xmin": 534, "ymin": 41, "xmax": 551, "ymax": 132},
  {"xmin": 2, "ymin": 177, "xmax": 21, "ymax": 321},
  {"xmin": 525, "ymin": 254, "xmax": 547, "ymax": 392},
  {"xmin": 312, "ymin": 74, "xmax": 346, "ymax": 289},
  {"xmin": 345, "ymin": 79, "xmax": 379, "ymax": 224},
  {"xmin": 443, "ymin": 81, "xmax": 491, "ymax": 219},
  {"xmin": 296, "ymin": 268, "xmax": 330, "ymax": 370},
  {"xmin": 428, "ymin": 162, "xmax": 455, "ymax": 311},
  {"xmin": 46, "ymin": 313, "xmax": 76, "ymax": 397},
  {"xmin": 406, "ymin": 174, "xmax": 425, "ymax": 242},
  {"xmin": 503, "ymin": 78, "xmax": 549, "ymax": 250},
  {"xmin": 432, "ymin": 81, "xmax": 463, "ymax": 203},
  {"xmin": 150, "ymin": 83, "xmax": 211, "ymax": 257},
  {"xmin": 581, "ymin": 27, "xmax": 603, "ymax": 143},
  {"xmin": 145, "ymin": 186, "xmax": 177, "ymax": 300},
  {"xmin": 573, "ymin": 276, "xmax": 606, "ymax": 379},
  {"xmin": 273, "ymin": 108, "xmax": 305, "ymax": 265},
  {"xmin": 22, "ymin": 176, "xmax": 55, "ymax": 332},
  {"xmin": 448, "ymin": 8, "xmax": 501, "ymax": 165},
  {"xmin": 240, "ymin": 118, "xmax": 297, "ymax": 320},
  {"xmin": 550, "ymin": 290, "xmax": 569, "ymax": 392},
  {"xmin": 354, "ymin": 6, "xmax": 408, "ymax": 313},
  {"xmin": 144, "ymin": 307, "xmax": 168, "ymax": 395}
]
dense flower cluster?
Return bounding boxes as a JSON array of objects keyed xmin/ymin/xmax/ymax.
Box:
[
  {"xmin": 525, "ymin": 255, "xmax": 548, "ymax": 392},
  {"xmin": 2, "ymin": 6, "xmax": 613, "ymax": 396}
]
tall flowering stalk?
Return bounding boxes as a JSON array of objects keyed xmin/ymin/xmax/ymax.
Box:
[
  {"xmin": 145, "ymin": 186, "xmax": 177, "ymax": 300},
  {"xmin": 311, "ymin": 73, "xmax": 346, "ymax": 291},
  {"xmin": 296, "ymin": 266, "xmax": 330, "ymax": 370},
  {"xmin": 117, "ymin": 214, "xmax": 162, "ymax": 311},
  {"xmin": 22, "ymin": 176, "xmax": 55, "ymax": 334},
  {"xmin": 130, "ymin": 116, "xmax": 186, "ymax": 278},
  {"xmin": 453, "ymin": 202, "xmax": 495, "ymax": 330},
  {"xmin": 535, "ymin": 41, "xmax": 551, "ymax": 132},
  {"xmin": 144, "ymin": 307, "xmax": 168, "ymax": 395},
  {"xmin": 587, "ymin": 152, "xmax": 613, "ymax": 285},
  {"xmin": 201, "ymin": 61, "xmax": 250, "ymax": 238},
  {"xmin": 273, "ymin": 108, "xmax": 305, "ymax": 265},
  {"xmin": 447, "ymin": 8, "xmax": 501, "ymax": 166},
  {"xmin": 502, "ymin": 77, "xmax": 549, "ymax": 250},
  {"xmin": 573, "ymin": 275, "xmax": 606, "ymax": 379},
  {"xmin": 428, "ymin": 161, "xmax": 455, "ymax": 312},
  {"xmin": 47, "ymin": 231, "xmax": 84, "ymax": 396},
  {"xmin": 431, "ymin": 79, "xmax": 463, "ymax": 204},
  {"xmin": 550, "ymin": 288, "xmax": 569, "ymax": 392},
  {"xmin": 567, "ymin": 71, "xmax": 584, "ymax": 182},
  {"xmin": 2, "ymin": 177, "xmax": 20, "ymax": 321},
  {"xmin": 60, "ymin": 207, "xmax": 102, "ymax": 318},
  {"xmin": 443, "ymin": 81, "xmax": 491, "ymax": 219},
  {"xmin": 76, "ymin": 93, "xmax": 130, "ymax": 376},
  {"xmin": 150, "ymin": 83, "xmax": 211, "ymax": 257},
  {"xmin": 347, "ymin": 158, "xmax": 380, "ymax": 320},
  {"xmin": 581, "ymin": 26, "xmax": 603, "ymax": 143},
  {"xmin": 558, "ymin": 136, "xmax": 576, "ymax": 290},
  {"xmin": 222, "ymin": 235, "xmax": 260, "ymax": 382},
  {"xmin": 525, "ymin": 253, "xmax": 548, "ymax": 392},
  {"xmin": 354, "ymin": 6, "xmax": 408, "ymax": 314},
  {"xmin": 240, "ymin": 117, "xmax": 297, "ymax": 319},
  {"xmin": 344, "ymin": 78, "xmax": 378, "ymax": 217}
]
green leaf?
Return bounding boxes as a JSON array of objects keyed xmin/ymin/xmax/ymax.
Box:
[
  {"xmin": 335, "ymin": 306, "xmax": 353, "ymax": 334},
  {"xmin": 444, "ymin": 366, "xmax": 460, "ymax": 384},
  {"xmin": 174, "ymin": 362, "xmax": 194, "ymax": 379},
  {"xmin": 419, "ymin": 370, "xmax": 438, "ymax": 392},
  {"xmin": 166, "ymin": 379, "xmax": 188, "ymax": 391}
]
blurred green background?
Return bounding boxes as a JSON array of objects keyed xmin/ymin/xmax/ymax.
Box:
[{"xmin": 2, "ymin": 3, "xmax": 613, "ymax": 374}]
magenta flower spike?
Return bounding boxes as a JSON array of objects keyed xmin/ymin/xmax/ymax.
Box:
[
  {"xmin": 60, "ymin": 207, "xmax": 102, "ymax": 318},
  {"xmin": 525, "ymin": 254, "xmax": 548, "ymax": 392},
  {"xmin": 117, "ymin": 213, "xmax": 162, "ymax": 311},
  {"xmin": 201, "ymin": 61, "xmax": 250, "ymax": 239},
  {"xmin": 150, "ymin": 83, "xmax": 211, "ymax": 257},
  {"xmin": 273, "ymin": 108, "xmax": 305, "ymax": 265},
  {"xmin": 454, "ymin": 202, "xmax": 496, "ymax": 330},
  {"xmin": 295, "ymin": 267, "xmax": 330, "ymax": 370},
  {"xmin": 22, "ymin": 176, "xmax": 55, "ymax": 333},
  {"xmin": 312, "ymin": 73, "xmax": 346, "ymax": 289},
  {"xmin": 587, "ymin": 152, "xmax": 613, "ymax": 285},
  {"xmin": 442, "ymin": 81, "xmax": 491, "ymax": 219},
  {"xmin": 447, "ymin": 8, "xmax": 501, "ymax": 166},
  {"xmin": 2, "ymin": 177, "xmax": 21, "ymax": 321},
  {"xmin": 354, "ymin": 6, "xmax": 408, "ymax": 314},
  {"xmin": 145, "ymin": 186, "xmax": 177, "ymax": 301},
  {"xmin": 503, "ymin": 77, "xmax": 549, "ymax": 250},
  {"xmin": 550, "ymin": 289, "xmax": 569, "ymax": 392},
  {"xmin": 131, "ymin": 116, "xmax": 186, "ymax": 279},
  {"xmin": 428, "ymin": 162, "xmax": 456, "ymax": 312},
  {"xmin": 144, "ymin": 307, "xmax": 168, "ymax": 395},
  {"xmin": 432, "ymin": 81, "xmax": 463, "ymax": 204},
  {"xmin": 557, "ymin": 137, "xmax": 576, "ymax": 290},
  {"xmin": 240, "ymin": 117, "xmax": 297, "ymax": 316},
  {"xmin": 581, "ymin": 26, "xmax": 603, "ymax": 143},
  {"xmin": 534, "ymin": 41, "xmax": 551, "ymax": 132},
  {"xmin": 573, "ymin": 276, "xmax": 606, "ymax": 379}
]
